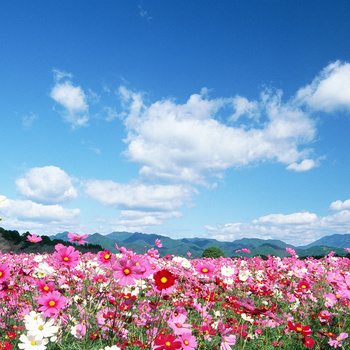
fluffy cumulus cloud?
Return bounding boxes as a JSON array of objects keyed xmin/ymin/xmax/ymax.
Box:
[
  {"xmin": 119, "ymin": 85, "xmax": 317, "ymax": 184},
  {"xmin": 16, "ymin": 166, "xmax": 78, "ymax": 204},
  {"xmin": 204, "ymin": 204, "xmax": 350, "ymax": 246},
  {"xmin": 50, "ymin": 70, "xmax": 89, "ymax": 127},
  {"xmin": 329, "ymin": 199, "xmax": 350, "ymax": 211},
  {"xmin": 0, "ymin": 198, "xmax": 81, "ymax": 235},
  {"xmin": 296, "ymin": 60, "xmax": 350, "ymax": 112},
  {"xmin": 110, "ymin": 210, "xmax": 182, "ymax": 232},
  {"xmin": 84, "ymin": 180, "xmax": 195, "ymax": 211}
]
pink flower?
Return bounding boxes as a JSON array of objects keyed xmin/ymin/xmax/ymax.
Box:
[
  {"xmin": 180, "ymin": 332, "xmax": 197, "ymax": 350},
  {"xmin": 112, "ymin": 256, "xmax": 143, "ymax": 286},
  {"xmin": 0, "ymin": 264, "xmax": 10, "ymax": 282},
  {"xmin": 36, "ymin": 279, "xmax": 55, "ymax": 294},
  {"xmin": 168, "ymin": 314, "xmax": 192, "ymax": 335},
  {"xmin": 328, "ymin": 333, "xmax": 348, "ymax": 348},
  {"xmin": 220, "ymin": 334, "xmax": 237, "ymax": 350},
  {"xmin": 97, "ymin": 249, "xmax": 115, "ymax": 266},
  {"xmin": 27, "ymin": 234, "xmax": 42, "ymax": 243},
  {"xmin": 68, "ymin": 232, "xmax": 88, "ymax": 244},
  {"xmin": 54, "ymin": 245, "xmax": 80, "ymax": 268},
  {"xmin": 286, "ymin": 247, "xmax": 296, "ymax": 256},
  {"xmin": 37, "ymin": 290, "xmax": 67, "ymax": 317},
  {"xmin": 55, "ymin": 243, "xmax": 65, "ymax": 251},
  {"xmin": 187, "ymin": 252, "xmax": 191, "ymax": 257},
  {"xmin": 155, "ymin": 239, "xmax": 162, "ymax": 248},
  {"xmin": 324, "ymin": 292, "xmax": 337, "ymax": 307},
  {"xmin": 195, "ymin": 263, "xmax": 214, "ymax": 276}
]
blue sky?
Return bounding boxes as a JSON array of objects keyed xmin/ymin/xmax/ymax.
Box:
[{"xmin": 1, "ymin": 1, "xmax": 350, "ymax": 246}]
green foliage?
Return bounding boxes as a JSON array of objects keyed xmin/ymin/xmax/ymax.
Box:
[{"xmin": 202, "ymin": 246, "xmax": 225, "ymax": 258}]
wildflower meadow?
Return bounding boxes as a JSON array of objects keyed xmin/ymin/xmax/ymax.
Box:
[{"xmin": 1, "ymin": 234, "xmax": 350, "ymax": 350}]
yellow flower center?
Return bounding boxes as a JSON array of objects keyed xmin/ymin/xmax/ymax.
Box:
[
  {"xmin": 49, "ymin": 301, "xmax": 56, "ymax": 307},
  {"xmin": 296, "ymin": 327, "xmax": 302, "ymax": 332},
  {"xmin": 43, "ymin": 286, "xmax": 49, "ymax": 291},
  {"xmin": 124, "ymin": 268, "xmax": 130, "ymax": 275},
  {"xmin": 38, "ymin": 325, "xmax": 44, "ymax": 330},
  {"xmin": 63, "ymin": 257, "xmax": 69, "ymax": 261},
  {"xmin": 184, "ymin": 340, "xmax": 189, "ymax": 345},
  {"xmin": 31, "ymin": 340, "xmax": 36, "ymax": 345},
  {"xmin": 165, "ymin": 342, "xmax": 171, "ymax": 346},
  {"xmin": 161, "ymin": 277, "xmax": 168, "ymax": 284},
  {"xmin": 202, "ymin": 268, "xmax": 208, "ymax": 273},
  {"xmin": 104, "ymin": 254, "xmax": 110, "ymax": 260},
  {"xmin": 0, "ymin": 272, "xmax": 2, "ymax": 277}
]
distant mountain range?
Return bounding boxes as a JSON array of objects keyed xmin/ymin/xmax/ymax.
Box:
[{"xmin": 51, "ymin": 231, "xmax": 350, "ymax": 259}]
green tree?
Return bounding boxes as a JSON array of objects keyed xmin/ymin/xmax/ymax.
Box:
[{"xmin": 202, "ymin": 246, "xmax": 225, "ymax": 258}]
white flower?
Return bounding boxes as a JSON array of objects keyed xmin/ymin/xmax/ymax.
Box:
[
  {"xmin": 238, "ymin": 270, "xmax": 250, "ymax": 282},
  {"xmin": 241, "ymin": 313, "xmax": 254, "ymax": 323},
  {"xmin": 100, "ymin": 346, "xmax": 121, "ymax": 350},
  {"xmin": 33, "ymin": 262, "xmax": 55, "ymax": 278},
  {"xmin": 33, "ymin": 255, "xmax": 43, "ymax": 263},
  {"xmin": 18, "ymin": 334, "xmax": 48, "ymax": 350},
  {"xmin": 26, "ymin": 315, "xmax": 58, "ymax": 340},
  {"xmin": 221, "ymin": 265, "xmax": 235, "ymax": 277}
]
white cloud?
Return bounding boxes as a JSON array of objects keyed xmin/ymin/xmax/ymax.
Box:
[
  {"xmin": 253, "ymin": 212, "xmax": 318, "ymax": 225},
  {"xmin": 230, "ymin": 96, "xmax": 259, "ymax": 121},
  {"xmin": 16, "ymin": 166, "xmax": 78, "ymax": 204},
  {"xmin": 296, "ymin": 61, "xmax": 350, "ymax": 113},
  {"xmin": 0, "ymin": 195, "xmax": 9, "ymax": 207},
  {"xmin": 0, "ymin": 199, "xmax": 80, "ymax": 222},
  {"xmin": 286, "ymin": 159, "xmax": 318, "ymax": 172},
  {"xmin": 329, "ymin": 199, "xmax": 350, "ymax": 211},
  {"xmin": 84, "ymin": 180, "xmax": 195, "ymax": 211},
  {"xmin": 112, "ymin": 210, "xmax": 182, "ymax": 227},
  {"xmin": 120, "ymin": 87, "xmax": 317, "ymax": 184},
  {"xmin": 204, "ymin": 204, "xmax": 350, "ymax": 246},
  {"xmin": 50, "ymin": 71, "xmax": 88, "ymax": 127}
]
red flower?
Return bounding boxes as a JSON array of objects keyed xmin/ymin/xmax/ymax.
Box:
[
  {"xmin": 154, "ymin": 334, "xmax": 181, "ymax": 350},
  {"xmin": 0, "ymin": 341, "xmax": 12, "ymax": 349},
  {"xmin": 154, "ymin": 269, "xmax": 176, "ymax": 291},
  {"xmin": 288, "ymin": 321, "xmax": 312, "ymax": 337},
  {"xmin": 302, "ymin": 337, "xmax": 315, "ymax": 348}
]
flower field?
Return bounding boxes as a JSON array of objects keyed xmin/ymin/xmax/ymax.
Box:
[{"xmin": 1, "ymin": 238, "xmax": 350, "ymax": 349}]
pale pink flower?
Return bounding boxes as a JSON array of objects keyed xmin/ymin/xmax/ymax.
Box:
[
  {"xmin": 220, "ymin": 334, "xmax": 237, "ymax": 350},
  {"xmin": 180, "ymin": 332, "xmax": 197, "ymax": 350},
  {"xmin": 328, "ymin": 332, "xmax": 348, "ymax": 348},
  {"xmin": 324, "ymin": 292, "xmax": 337, "ymax": 307},
  {"xmin": 68, "ymin": 232, "xmax": 88, "ymax": 244},
  {"xmin": 168, "ymin": 314, "xmax": 192, "ymax": 335}
]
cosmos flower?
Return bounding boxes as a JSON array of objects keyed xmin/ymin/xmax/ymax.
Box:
[
  {"xmin": 0, "ymin": 263, "xmax": 10, "ymax": 282},
  {"xmin": 112, "ymin": 256, "xmax": 143, "ymax": 286},
  {"xmin": 54, "ymin": 245, "xmax": 80, "ymax": 268},
  {"xmin": 27, "ymin": 234, "xmax": 42, "ymax": 243},
  {"xmin": 68, "ymin": 232, "xmax": 89, "ymax": 244},
  {"xmin": 37, "ymin": 291, "xmax": 67, "ymax": 317},
  {"xmin": 154, "ymin": 269, "xmax": 176, "ymax": 291}
]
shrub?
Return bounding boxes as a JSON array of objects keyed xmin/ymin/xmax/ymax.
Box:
[{"xmin": 202, "ymin": 246, "xmax": 225, "ymax": 258}]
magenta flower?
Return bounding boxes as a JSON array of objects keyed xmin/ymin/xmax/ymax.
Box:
[
  {"xmin": 112, "ymin": 256, "xmax": 143, "ymax": 286},
  {"xmin": 37, "ymin": 290, "xmax": 67, "ymax": 317},
  {"xmin": 54, "ymin": 245, "xmax": 80, "ymax": 268},
  {"xmin": 155, "ymin": 239, "xmax": 162, "ymax": 248},
  {"xmin": 27, "ymin": 234, "xmax": 42, "ymax": 243},
  {"xmin": 68, "ymin": 232, "xmax": 88, "ymax": 244},
  {"xmin": 195, "ymin": 262, "xmax": 215, "ymax": 276},
  {"xmin": 97, "ymin": 249, "xmax": 115, "ymax": 266},
  {"xmin": 0, "ymin": 264, "xmax": 10, "ymax": 282}
]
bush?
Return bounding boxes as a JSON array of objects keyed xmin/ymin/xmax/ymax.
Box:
[{"xmin": 202, "ymin": 246, "xmax": 225, "ymax": 258}]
